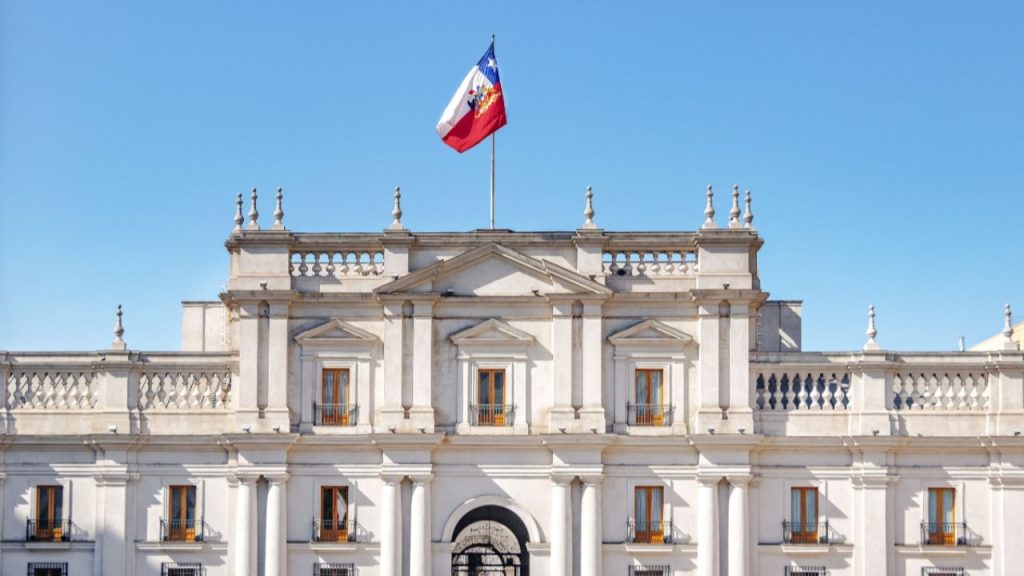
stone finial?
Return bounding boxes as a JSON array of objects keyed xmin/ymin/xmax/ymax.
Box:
[
  {"xmin": 728, "ymin": 185, "xmax": 741, "ymax": 228},
  {"xmin": 1002, "ymin": 303, "xmax": 1018, "ymax": 350},
  {"xmin": 112, "ymin": 304, "xmax": 126, "ymax": 351},
  {"xmin": 272, "ymin": 187, "xmax": 285, "ymax": 230},
  {"xmin": 743, "ymin": 190, "xmax": 754, "ymax": 228},
  {"xmin": 864, "ymin": 305, "xmax": 879, "ymax": 350},
  {"xmin": 702, "ymin": 185, "xmax": 716, "ymax": 229},
  {"xmin": 233, "ymin": 193, "xmax": 244, "ymax": 232},
  {"xmin": 582, "ymin": 186, "xmax": 596, "ymax": 229},
  {"xmin": 389, "ymin": 186, "xmax": 404, "ymax": 230},
  {"xmin": 247, "ymin": 187, "xmax": 260, "ymax": 230}
]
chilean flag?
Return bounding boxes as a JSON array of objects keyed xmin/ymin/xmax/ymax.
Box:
[{"xmin": 436, "ymin": 41, "xmax": 508, "ymax": 153}]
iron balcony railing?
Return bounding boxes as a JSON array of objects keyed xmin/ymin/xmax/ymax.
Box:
[
  {"xmin": 26, "ymin": 518, "xmax": 71, "ymax": 542},
  {"xmin": 470, "ymin": 404, "xmax": 515, "ymax": 427},
  {"xmin": 627, "ymin": 403, "xmax": 674, "ymax": 426},
  {"xmin": 782, "ymin": 520, "xmax": 838, "ymax": 544},
  {"xmin": 920, "ymin": 522, "xmax": 976, "ymax": 546},
  {"xmin": 626, "ymin": 519, "xmax": 673, "ymax": 544},
  {"xmin": 160, "ymin": 562, "xmax": 205, "ymax": 576},
  {"xmin": 314, "ymin": 403, "xmax": 359, "ymax": 426},
  {"xmin": 312, "ymin": 519, "xmax": 361, "ymax": 543},
  {"xmin": 161, "ymin": 517, "xmax": 204, "ymax": 542}
]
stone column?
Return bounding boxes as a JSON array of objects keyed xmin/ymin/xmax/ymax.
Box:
[
  {"xmin": 579, "ymin": 304, "xmax": 606, "ymax": 431},
  {"xmin": 236, "ymin": 304, "xmax": 262, "ymax": 425},
  {"xmin": 726, "ymin": 303, "xmax": 754, "ymax": 432},
  {"xmin": 410, "ymin": 475, "xmax": 433, "ymax": 576},
  {"xmin": 265, "ymin": 475, "xmax": 288, "ymax": 576},
  {"xmin": 550, "ymin": 475, "xmax": 572, "ymax": 576},
  {"xmin": 696, "ymin": 302, "xmax": 722, "ymax": 432},
  {"xmin": 410, "ymin": 301, "xmax": 435, "ymax": 431},
  {"xmin": 550, "ymin": 304, "xmax": 575, "ymax": 430},
  {"xmin": 380, "ymin": 475, "xmax": 402, "ymax": 576},
  {"xmin": 697, "ymin": 476, "xmax": 720, "ymax": 576},
  {"xmin": 580, "ymin": 476, "xmax": 602, "ymax": 576},
  {"xmin": 853, "ymin": 470, "xmax": 893, "ymax": 576},
  {"xmin": 234, "ymin": 476, "xmax": 256, "ymax": 576},
  {"xmin": 379, "ymin": 303, "xmax": 406, "ymax": 430},
  {"xmin": 727, "ymin": 477, "xmax": 750, "ymax": 576},
  {"xmin": 265, "ymin": 303, "xmax": 291, "ymax": 429}
]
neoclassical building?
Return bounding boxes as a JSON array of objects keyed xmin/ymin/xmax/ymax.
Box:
[{"xmin": 1, "ymin": 185, "xmax": 1022, "ymax": 576}]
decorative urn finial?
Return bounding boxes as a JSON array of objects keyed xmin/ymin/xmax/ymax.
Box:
[
  {"xmin": 582, "ymin": 186, "xmax": 596, "ymax": 228},
  {"xmin": 1003, "ymin": 303, "xmax": 1019, "ymax": 350},
  {"xmin": 112, "ymin": 304, "xmax": 126, "ymax": 351},
  {"xmin": 247, "ymin": 187, "xmax": 260, "ymax": 230},
  {"xmin": 389, "ymin": 186, "xmax": 404, "ymax": 230},
  {"xmin": 272, "ymin": 187, "xmax": 285, "ymax": 230},
  {"xmin": 864, "ymin": 304, "xmax": 880, "ymax": 350},
  {"xmin": 729, "ymin": 184, "xmax": 741, "ymax": 228},
  {"xmin": 743, "ymin": 190, "xmax": 754, "ymax": 228},
  {"xmin": 233, "ymin": 192, "xmax": 244, "ymax": 232},
  {"xmin": 702, "ymin": 185, "xmax": 716, "ymax": 229}
]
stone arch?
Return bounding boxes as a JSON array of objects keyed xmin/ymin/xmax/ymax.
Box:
[{"xmin": 441, "ymin": 495, "xmax": 543, "ymax": 543}]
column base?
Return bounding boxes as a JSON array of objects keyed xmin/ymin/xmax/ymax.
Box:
[
  {"xmin": 695, "ymin": 409, "xmax": 726, "ymax": 434},
  {"xmin": 577, "ymin": 406, "xmax": 606, "ymax": 433},
  {"xmin": 374, "ymin": 406, "xmax": 407, "ymax": 433},
  {"xmin": 406, "ymin": 407, "xmax": 436, "ymax": 433},
  {"xmin": 548, "ymin": 406, "xmax": 576, "ymax": 433}
]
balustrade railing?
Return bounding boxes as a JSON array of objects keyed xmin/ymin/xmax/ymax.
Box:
[
  {"xmin": 893, "ymin": 372, "xmax": 989, "ymax": 411},
  {"xmin": 627, "ymin": 519, "xmax": 673, "ymax": 544},
  {"xmin": 290, "ymin": 250, "xmax": 384, "ymax": 278},
  {"xmin": 138, "ymin": 368, "xmax": 232, "ymax": 411},
  {"xmin": 312, "ymin": 519, "xmax": 365, "ymax": 543},
  {"xmin": 26, "ymin": 518, "xmax": 71, "ymax": 542},
  {"xmin": 161, "ymin": 517, "xmax": 204, "ymax": 542},
  {"xmin": 920, "ymin": 522, "xmax": 976, "ymax": 546},
  {"xmin": 755, "ymin": 370, "xmax": 851, "ymax": 411},
  {"xmin": 7, "ymin": 369, "xmax": 98, "ymax": 410},
  {"xmin": 627, "ymin": 403, "xmax": 674, "ymax": 426},
  {"xmin": 314, "ymin": 402, "xmax": 358, "ymax": 426},
  {"xmin": 602, "ymin": 250, "xmax": 697, "ymax": 277},
  {"xmin": 470, "ymin": 404, "xmax": 515, "ymax": 426}
]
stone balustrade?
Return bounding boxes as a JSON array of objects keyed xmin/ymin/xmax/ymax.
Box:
[
  {"xmin": 0, "ymin": 351, "xmax": 238, "ymax": 435},
  {"xmin": 601, "ymin": 250, "xmax": 698, "ymax": 277},
  {"xmin": 289, "ymin": 249, "xmax": 385, "ymax": 278},
  {"xmin": 752, "ymin": 350, "xmax": 1024, "ymax": 436}
]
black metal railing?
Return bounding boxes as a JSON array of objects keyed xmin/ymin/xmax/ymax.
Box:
[
  {"xmin": 27, "ymin": 563, "xmax": 68, "ymax": 576},
  {"xmin": 160, "ymin": 562, "xmax": 204, "ymax": 576},
  {"xmin": 627, "ymin": 404, "xmax": 674, "ymax": 426},
  {"xmin": 314, "ymin": 403, "xmax": 359, "ymax": 426},
  {"xmin": 26, "ymin": 518, "xmax": 71, "ymax": 542},
  {"xmin": 312, "ymin": 518, "xmax": 359, "ymax": 542},
  {"xmin": 160, "ymin": 518, "xmax": 204, "ymax": 542},
  {"xmin": 627, "ymin": 519, "xmax": 673, "ymax": 544},
  {"xmin": 782, "ymin": 520, "xmax": 837, "ymax": 545},
  {"xmin": 920, "ymin": 522, "xmax": 975, "ymax": 546},
  {"xmin": 628, "ymin": 566, "xmax": 669, "ymax": 576},
  {"xmin": 315, "ymin": 563, "xmax": 357, "ymax": 576},
  {"xmin": 470, "ymin": 404, "xmax": 515, "ymax": 426}
]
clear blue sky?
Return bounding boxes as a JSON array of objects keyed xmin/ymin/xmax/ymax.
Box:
[{"xmin": 1, "ymin": 1, "xmax": 1021, "ymax": 352}]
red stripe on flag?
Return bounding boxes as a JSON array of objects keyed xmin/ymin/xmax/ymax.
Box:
[{"xmin": 441, "ymin": 85, "xmax": 507, "ymax": 153}]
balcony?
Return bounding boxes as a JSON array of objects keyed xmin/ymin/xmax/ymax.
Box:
[
  {"xmin": 782, "ymin": 520, "xmax": 840, "ymax": 545},
  {"xmin": 470, "ymin": 404, "xmax": 515, "ymax": 427},
  {"xmin": 920, "ymin": 522, "xmax": 978, "ymax": 547},
  {"xmin": 627, "ymin": 404, "xmax": 674, "ymax": 427},
  {"xmin": 26, "ymin": 519, "xmax": 71, "ymax": 542},
  {"xmin": 314, "ymin": 403, "xmax": 359, "ymax": 426},
  {"xmin": 312, "ymin": 519, "xmax": 367, "ymax": 543},
  {"xmin": 161, "ymin": 518, "xmax": 204, "ymax": 542},
  {"xmin": 626, "ymin": 519, "xmax": 673, "ymax": 544}
]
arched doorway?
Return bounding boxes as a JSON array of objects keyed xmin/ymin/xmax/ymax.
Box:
[{"xmin": 451, "ymin": 505, "xmax": 530, "ymax": 576}]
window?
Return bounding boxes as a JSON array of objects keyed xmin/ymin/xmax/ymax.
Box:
[
  {"xmin": 165, "ymin": 485, "xmax": 198, "ymax": 541},
  {"xmin": 633, "ymin": 486, "xmax": 665, "ymax": 543},
  {"xmin": 633, "ymin": 369, "xmax": 665, "ymax": 426},
  {"xmin": 320, "ymin": 368, "xmax": 351, "ymax": 425},
  {"xmin": 161, "ymin": 563, "xmax": 204, "ymax": 576},
  {"xmin": 315, "ymin": 564, "xmax": 356, "ymax": 576},
  {"xmin": 28, "ymin": 563, "xmax": 68, "ymax": 576},
  {"xmin": 319, "ymin": 486, "xmax": 349, "ymax": 541},
  {"xmin": 628, "ymin": 566, "xmax": 668, "ymax": 576},
  {"xmin": 33, "ymin": 485, "xmax": 65, "ymax": 541},
  {"xmin": 927, "ymin": 487, "xmax": 956, "ymax": 545},
  {"xmin": 922, "ymin": 569, "xmax": 965, "ymax": 576},
  {"xmin": 476, "ymin": 368, "xmax": 507, "ymax": 426},
  {"xmin": 790, "ymin": 487, "xmax": 819, "ymax": 544},
  {"xmin": 784, "ymin": 568, "xmax": 826, "ymax": 576}
]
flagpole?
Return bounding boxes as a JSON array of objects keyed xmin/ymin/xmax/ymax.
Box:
[{"xmin": 489, "ymin": 33, "xmax": 496, "ymax": 230}]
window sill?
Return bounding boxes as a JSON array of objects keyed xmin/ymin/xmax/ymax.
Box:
[
  {"xmin": 4, "ymin": 541, "xmax": 94, "ymax": 552},
  {"xmin": 757, "ymin": 543, "xmax": 854, "ymax": 556},
  {"xmin": 287, "ymin": 541, "xmax": 379, "ymax": 553},
  {"xmin": 602, "ymin": 542, "xmax": 697, "ymax": 554},
  {"xmin": 456, "ymin": 423, "xmax": 529, "ymax": 435},
  {"xmin": 135, "ymin": 540, "xmax": 225, "ymax": 552},
  {"xmin": 308, "ymin": 424, "xmax": 373, "ymax": 435},
  {"xmin": 895, "ymin": 544, "xmax": 991, "ymax": 556}
]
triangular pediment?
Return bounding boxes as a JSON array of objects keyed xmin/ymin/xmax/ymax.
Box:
[
  {"xmin": 294, "ymin": 318, "xmax": 378, "ymax": 344},
  {"xmin": 608, "ymin": 319, "xmax": 693, "ymax": 346},
  {"xmin": 450, "ymin": 318, "xmax": 535, "ymax": 345},
  {"xmin": 375, "ymin": 243, "xmax": 611, "ymax": 297}
]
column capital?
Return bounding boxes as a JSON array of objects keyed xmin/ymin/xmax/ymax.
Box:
[
  {"xmin": 726, "ymin": 474, "xmax": 754, "ymax": 487},
  {"xmin": 697, "ymin": 474, "xmax": 723, "ymax": 487},
  {"xmin": 266, "ymin": 473, "xmax": 290, "ymax": 485},
  {"xmin": 231, "ymin": 472, "xmax": 260, "ymax": 485},
  {"xmin": 550, "ymin": 473, "xmax": 575, "ymax": 485},
  {"xmin": 580, "ymin": 474, "xmax": 604, "ymax": 487},
  {"xmin": 409, "ymin": 473, "xmax": 434, "ymax": 485},
  {"xmin": 381, "ymin": 473, "xmax": 405, "ymax": 484}
]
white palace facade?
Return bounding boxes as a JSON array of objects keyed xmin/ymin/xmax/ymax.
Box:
[{"xmin": 1, "ymin": 186, "xmax": 1022, "ymax": 576}]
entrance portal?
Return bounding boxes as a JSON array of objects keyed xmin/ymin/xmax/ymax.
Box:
[{"xmin": 450, "ymin": 505, "xmax": 530, "ymax": 576}]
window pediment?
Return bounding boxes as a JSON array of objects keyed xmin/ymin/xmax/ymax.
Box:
[
  {"xmin": 294, "ymin": 319, "xmax": 379, "ymax": 346},
  {"xmin": 450, "ymin": 319, "xmax": 535, "ymax": 348},
  {"xmin": 609, "ymin": 319, "xmax": 693, "ymax": 349}
]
